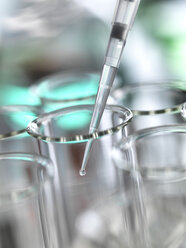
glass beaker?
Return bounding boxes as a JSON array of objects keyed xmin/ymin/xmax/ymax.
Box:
[
  {"xmin": 0, "ymin": 105, "xmax": 41, "ymax": 153},
  {"xmin": 27, "ymin": 103, "xmax": 133, "ymax": 247},
  {"xmin": 30, "ymin": 72, "xmax": 99, "ymax": 112},
  {"xmin": 111, "ymin": 80, "xmax": 186, "ymax": 133},
  {"xmin": 112, "ymin": 124, "xmax": 186, "ymax": 248},
  {"xmin": 0, "ymin": 153, "xmax": 57, "ymax": 248}
]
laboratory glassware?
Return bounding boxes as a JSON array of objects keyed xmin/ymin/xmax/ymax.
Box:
[
  {"xmin": 112, "ymin": 124, "xmax": 186, "ymax": 248},
  {"xmin": 30, "ymin": 71, "xmax": 120, "ymax": 112},
  {"xmin": 27, "ymin": 103, "xmax": 133, "ymax": 248},
  {"xmin": 111, "ymin": 80, "xmax": 186, "ymax": 133},
  {"xmin": 0, "ymin": 105, "xmax": 41, "ymax": 153},
  {"xmin": 0, "ymin": 153, "xmax": 57, "ymax": 248},
  {"xmin": 81, "ymin": 0, "xmax": 141, "ymax": 176},
  {"xmin": 30, "ymin": 72, "xmax": 99, "ymax": 112},
  {"xmin": 73, "ymin": 189, "xmax": 151, "ymax": 248}
]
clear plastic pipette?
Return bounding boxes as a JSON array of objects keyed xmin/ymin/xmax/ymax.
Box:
[{"xmin": 80, "ymin": 0, "xmax": 141, "ymax": 176}]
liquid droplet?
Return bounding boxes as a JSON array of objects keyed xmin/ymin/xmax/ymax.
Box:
[
  {"xmin": 79, "ymin": 169, "xmax": 86, "ymax": 176},
  {"xmin": 181, "ymin": 103, "xmax": 186, "ymax": 119}
]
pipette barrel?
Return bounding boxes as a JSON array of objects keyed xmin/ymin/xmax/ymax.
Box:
[{"xmin": 80, "ymin": 0, "xmax": 141, "ymax": 175}]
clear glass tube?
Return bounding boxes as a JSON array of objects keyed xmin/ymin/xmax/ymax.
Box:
[
  {"xmin": 72, "ymin": 191, "xmax": 151, "ymax": 248},
  {"xmin": 0, "ymin": 153, "xmax": 57, "ymax": 248},
  {"xmin": 26, "ymin": 103, "xmax": 133, "ymax": 247},
  {"xmin": 0, "ymin": 105, "xmax": 41, "ymax": 153},
  {"xmin": 111, "ymin": 80, "xmax": 186, "ymax": 133},
  {"xmin": 30, "ymin": 72, "xmax": 100, "ymax": 112},
  {"xmin": 112, "ymin": 124, "xmax": 186, "ymax": 248},
  {"xmin": 30, "ymin": 71, "xmax": 119, "ymax": 113}
]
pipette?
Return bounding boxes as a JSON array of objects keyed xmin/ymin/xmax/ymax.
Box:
[{"xmin": 80, "ymin": 0, "xmax": 141, "ymax": 176}]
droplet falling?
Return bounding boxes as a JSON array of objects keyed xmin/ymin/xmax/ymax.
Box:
[
  {"xmin": 181, "ymin": 103, "xmax": 186, "ymax": 119},
  {"xmin": 79, "ymin": 169, "xmax": 86, "ymax": 176}
]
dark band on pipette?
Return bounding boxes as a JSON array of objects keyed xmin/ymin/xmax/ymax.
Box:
[{"xmin": 111, "ymin": 23, "xmax": 128, "ymax": 40}]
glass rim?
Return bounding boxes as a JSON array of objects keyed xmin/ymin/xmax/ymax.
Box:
[
  {"xmin": 114, "ymin": 124, "xmax": 186, "ymax": 182},
  {"xmin": 111, "ymin": 80, "xmax": 186, "ymax": 116},
  {"xmin": 27, "ymin": 104, "xmax": 133, "ymax": 143},
  {"xmin": 118, "ymin": 124, "xmax": 186, "ymax": 148},
  {"xmin": 0, "ymin": 153, "xmax": 53, "ymax": 202},
  {"xmin": 31, "ymin": 71, "xmax": 98, "ymax": 103},
  {"xmin": 0, "ymin": 105, "xmax": 41, "ymax": 139}
]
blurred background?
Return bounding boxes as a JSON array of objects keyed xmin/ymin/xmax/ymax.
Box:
[{"xmin": 0, "ymin": 0, "xmax": 186, "ymax": 106}]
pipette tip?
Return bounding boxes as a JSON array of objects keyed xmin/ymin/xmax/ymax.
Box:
[
  {"xmin": 79, "ymin": 139, "xmax": 93, "ymax": 176},
  {"xmin": 79, "ymin": 169, "xmax": 86, "ymax": 176}
]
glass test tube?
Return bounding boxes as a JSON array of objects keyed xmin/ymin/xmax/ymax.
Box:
[
  {"xmin": 27, "ymin": 103, "xmax": 133, "ymax": 248},
  {"xmin": 0, "ymin": 153, "xmax": 57, "ymax": 248},
  {"xmin": 30, "ymin": 72, "xmax": 99, "ymax": 112},
  {"xmin": 30, "ymin": 71, "xmax": 120, "ymax": 112},
  {"xmin": 111, "ymin": 80, "xmax": 186, "ymax": 133},
  {"xmin": 112, "ymin": 124, "xmax": 186, "ymax": 248}
]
